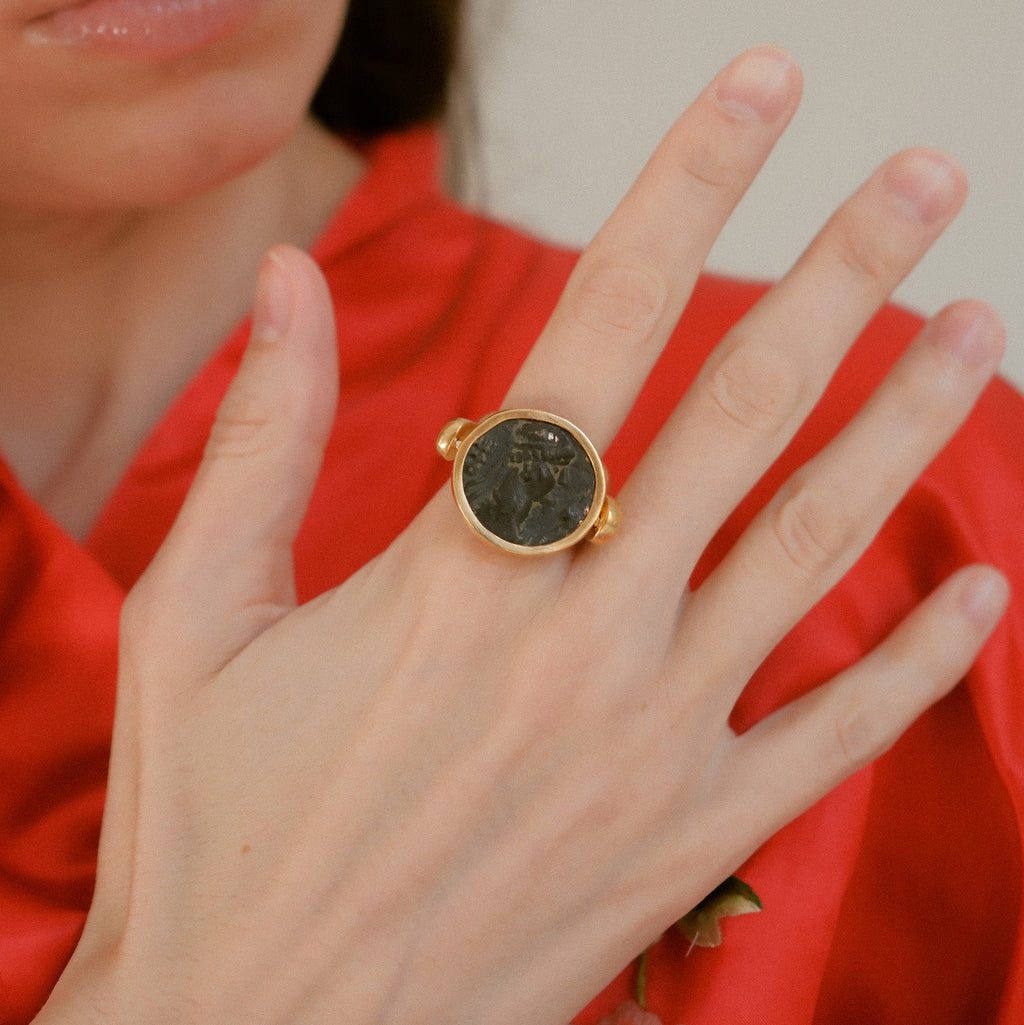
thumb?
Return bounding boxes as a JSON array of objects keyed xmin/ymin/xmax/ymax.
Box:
[{"xmin": 125, "ymin": 244, "xmax": 339, "ymax": 679}]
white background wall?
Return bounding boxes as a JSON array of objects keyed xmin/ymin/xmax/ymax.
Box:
[{"xmin": 464, "ymin": 0, "xmax": 1023, "ymax": 392}]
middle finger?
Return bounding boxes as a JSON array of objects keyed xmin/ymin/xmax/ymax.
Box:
[{"xmin": 501, "ymin": 47, "xmax": 802, "ymax": 447}]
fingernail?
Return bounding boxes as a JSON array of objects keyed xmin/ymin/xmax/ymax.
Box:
[
  {"xmin": 932, "ymin": 304, "xmax": 1004, "ymax": 370},
  {"xmin": 959, "ymin": 567, "xmax": 1010, "ymax": 631},
  {"xmin": 883, "ymin": 150, "xmax": 964, "ymax": 223},
  {"xmin": 251, "ymin": 250, "xmax": 293, "ymax": 344},
  {"xmin": 716, "ymin": 47, "xmax": 796, "ymax": 121}
]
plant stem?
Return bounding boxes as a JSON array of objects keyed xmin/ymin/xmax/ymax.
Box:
[{"xmin": 633, "ymin": 948, "xmax": 651, "ymax": 1009}]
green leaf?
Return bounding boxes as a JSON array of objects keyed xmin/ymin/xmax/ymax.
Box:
[{"xmin": 673, "ymin": 876, "xmax": 762, "ymax": 948}]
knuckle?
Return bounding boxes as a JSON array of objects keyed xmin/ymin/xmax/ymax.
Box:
[
  {"xmin": 885, "ymin": 355, "xmax": 948, "ymax": 430},
  {"xmin": 206, "ymin": 386, "xmax": 276, "ymax": 461},
  {"xmin": 833, "ymin": 697, "xmax": 892, "ymax": 770},
  {"xmin": 571, "ymin": 258, "xmax": 668, "ymax": 339},
  {"xmin": 832, "ymin": 213, "xmax": 900, "ymax": 290},
  {"xmin": 120, "ymin": 545, "xmax": 210, "ymax": 665},
  {"xmin": 678, "ymin": 137, "xmax": 744, "ymax": 192},
  {"xmin": 772, "ymin": 481, "xmax": 855, "ymax": 577},
  {"xmin": 702, "ymin": 341, "xmax": 800, "ymax": 435}
]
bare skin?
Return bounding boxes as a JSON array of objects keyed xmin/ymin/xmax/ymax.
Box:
[
  {"xmin": 0, "ymin": 117, "xmax": 360, "ymax": 537},
  {"xmin": 0, "ymin": 0, "xmax": 359, "ymax": 537},
  {"xmin": 25, "ymin": 46, "xmax": 1008, "ymax": 1025}
]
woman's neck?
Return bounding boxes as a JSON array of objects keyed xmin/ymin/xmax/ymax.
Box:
[{"xmin": 0, "ymin": 117, "xmax": 362, "ymax": 539}]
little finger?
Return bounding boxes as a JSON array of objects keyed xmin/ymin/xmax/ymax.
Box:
[{"xmin": 707, "ymin": 563, "xmax": 1009, "ymax": 848}]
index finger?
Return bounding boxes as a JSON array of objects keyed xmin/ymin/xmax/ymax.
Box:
[{"xmin": 503, "ymin": 46, "xmax": 802, "ymax": 449}]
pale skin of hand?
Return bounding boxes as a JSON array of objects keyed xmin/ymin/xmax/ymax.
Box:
[{"xmin": 35, "ymin": 48, "xmax": 1009, "ymax": 1025}]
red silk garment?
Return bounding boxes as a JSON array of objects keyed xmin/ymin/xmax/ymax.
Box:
[{"xmin": 1, "ymin": 129, "xmax": 1022, "ymax": 1025}]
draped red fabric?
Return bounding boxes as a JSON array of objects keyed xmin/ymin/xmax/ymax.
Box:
[{"xmin": 1, "ymin": 128, "xmax": 1021, "ymax": 1025}]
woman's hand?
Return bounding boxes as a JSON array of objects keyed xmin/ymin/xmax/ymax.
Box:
[{"xmin": 39, "ymin": 47, "xmax": 1008, "ymax": 1025}]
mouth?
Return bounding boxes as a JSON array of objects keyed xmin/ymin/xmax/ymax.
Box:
[{"xmin": 25, "ymin": 0, "xmax": 261, "ymax": 61}]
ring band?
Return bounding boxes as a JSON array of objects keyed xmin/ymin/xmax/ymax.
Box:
[{"xmin": 437, "ymin": 409, "xmax": 620, "ymax": 555}]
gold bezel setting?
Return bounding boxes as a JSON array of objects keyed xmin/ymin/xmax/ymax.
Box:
[{"xmin": 437, "ymin": 409, "xmax": 619, "ymax": 555}]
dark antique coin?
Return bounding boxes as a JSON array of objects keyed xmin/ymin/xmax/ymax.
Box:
[
  {"xmin": 460, "ymin": 417, "xmax": 598, "ymax": 547},
  {"xmin": 437, "ymin": 408, "xmax": 618, "ymax": 555}
]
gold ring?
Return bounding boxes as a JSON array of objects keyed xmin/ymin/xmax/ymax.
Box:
[{"xmin": 437, "ymin": 409, "xmax": 620, "ymax": 555}]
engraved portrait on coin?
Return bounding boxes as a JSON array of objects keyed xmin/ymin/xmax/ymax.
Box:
[{"xmin": 461, "ymin": 418, "xmax": 598, "ymax": 546}]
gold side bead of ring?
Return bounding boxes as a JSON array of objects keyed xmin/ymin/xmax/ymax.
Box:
[
  {"xmin": 436, "ymin": 418, "xmax": 476, "ymax": 461},
  {"xmin": 588, "ymin": 495, "xmax": 621, "ymax": 544}
]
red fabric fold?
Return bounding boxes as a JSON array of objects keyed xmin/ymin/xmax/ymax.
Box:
[{"xmin": 0, "ymin": 462, "xmax": 120, "ymax": 1024}]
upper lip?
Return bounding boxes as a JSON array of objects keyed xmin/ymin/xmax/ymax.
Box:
[{"xmin": 19, "ymin": 0, "xmax": 85, "ymax": 24}]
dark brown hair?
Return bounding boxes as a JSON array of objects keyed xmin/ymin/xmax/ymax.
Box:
[{"xmin": 311, "ymin": 0, "xmax": 463, "ymax": 139}]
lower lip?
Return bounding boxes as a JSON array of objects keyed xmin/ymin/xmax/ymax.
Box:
[{"xmin": 27, "ymin": 0, "xmax": 260, "ymax": 60}]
